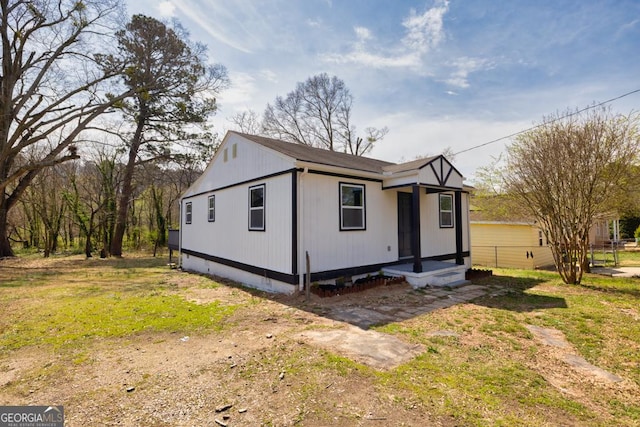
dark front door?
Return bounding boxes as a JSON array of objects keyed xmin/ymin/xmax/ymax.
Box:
[{"xmin": 398, "ymin": 192, "xmax": 412, "ymax": 258}]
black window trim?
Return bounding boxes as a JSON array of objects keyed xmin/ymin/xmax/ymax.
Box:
[
  {"xmin": 249, "ymin": 184, "xmax": 265, "ymax": 231},
  {"xmin": 185, "ymin": 201, "xmax": 192, "ymax": 225},
  {"xmin": 207, "ymin": 195, "xmax": 215, "ymax": 222},
  {"xmin": 439, "ymin": 193, "xmax": 454, "ymax": 228},
  {"xmin": 339, "ymin": 182, "xmax": 366, "ymax": 231}
]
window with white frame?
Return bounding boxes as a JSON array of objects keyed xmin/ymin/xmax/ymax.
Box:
[
  {"xmin": 185, "ymin": 202, "xmax": 192, "ymax": 224},
  {"xmin": 439, "ymin": 193, "xmax": 453, "ymax": 228},
  {"xmin": 207, "ymin": 195, "xmax": 215, "ymax": 222},
  {"xmin": 340, "ymin": 183, "xmax": 365, "ymax": 230},
  {"xmin": 249, "ymin": 184, "xmax": 265, "ymax": 231}
]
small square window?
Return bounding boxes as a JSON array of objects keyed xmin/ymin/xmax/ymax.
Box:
[
  {"xmin": 249, "ymin": 184, "xmax": 265, "ymax": 231},
  {"xmin": 185, "ymin": 202, "xmax": 192, "ymax": 225},
  {"xmin": 439, "ymin": 194, "xmax": 453, "ymax": 228},
  {"xmin": 340, "ymin": 183, "xmax": 365, "ymax": 230},
  {"xmin": 208, "ymin": 195, "xmax": 215, "ymax": 222}
]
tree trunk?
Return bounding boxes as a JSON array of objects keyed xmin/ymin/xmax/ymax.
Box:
[
  {"xmin": 152, "ymin": 186, "xmax": 167, "ymax": 246},
  {"xmin": 84, "ymin": 217, "xmax": 94, "ymax": 258},
  {"xmin": 0, "ymin": 199, "xmax": 15, "ymax": 257},
  {"xmin": 110, "ymin": 148, "xmax": 137, "ymax": 257},
  {"xmin": 111, "ymin": 111, "xmax": 146, "ymax": 257}
]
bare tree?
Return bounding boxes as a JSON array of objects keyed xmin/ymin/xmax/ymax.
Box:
[
  {"xmin": 227, "ymin": 110, "xmax": 263, "ymax": 134},
  {"xmin": 25, "ymin": 165, "xmax": 67, "ymax": 257},
  {"xmin": 262, "ymin": 73, "xmax": 388, "ymax": 155},
  {"xmin": 62, "ymin": 148, "xmax": 119, "ymax": 258},
  {"xmin": 503, "ymin": 107, "xmax": 640, "ymax": 284},
  {"xmin": 103, "ymin": 14, "xmax": 229, "ymax": 256},
  {"xmin": 0, "ymin": 0, "xmax": 131, "ymax": 257},
  {"xmin": 470, "ymin": 156, "xmax": 531, "ymax": 222}
]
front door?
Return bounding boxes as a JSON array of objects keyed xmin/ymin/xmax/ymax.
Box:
[{"xmin": 397, "ymin": 192, "xmax": 412, "ymax": 258}]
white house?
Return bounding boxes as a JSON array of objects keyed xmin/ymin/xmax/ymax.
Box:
[{"xmin": 179, "ymin": 131, "xmax": 471, "ymax": 293}]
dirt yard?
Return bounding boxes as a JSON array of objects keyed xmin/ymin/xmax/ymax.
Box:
[{"xmin": 1, "ymin": 255, "xmax": 639, "ymax": 426}]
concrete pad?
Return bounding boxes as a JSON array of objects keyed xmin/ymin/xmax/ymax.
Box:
[
  {"xmin": 526, "ymin": 325, "xmax": 571, "ymax": 348},
  {"xmin": 459, "ymin": 285, "xmax": 488, "ymax": 292},
  {"xmin": 592, "ymin": 266, "xmax": 640, "ymax": 278},
  {"xmin": 295, "ymin": 326, "xmax": 424, "ymax": 370},
  {"xmin": 330, "ymin": 307, "xmax": 395, "ymax": 329},
  {"xmin": 562, "ymin": 354, "xmax": 623, "ymax": 383},
  {"xmin": 527, "ymin": 325, "xmax": 625, "ymax": 384}
]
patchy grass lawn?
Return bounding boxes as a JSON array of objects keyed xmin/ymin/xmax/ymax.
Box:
[
  {"xmin": 0, "ymin": 254, "xmax": 639, "ymax": 426},
  {"xmin": 375, "ymin": 268, "xmax": 640, "ymax": 426},
  {"xmin": 617, "ymin": 248, "xmax": 640, "ymax": 266}
]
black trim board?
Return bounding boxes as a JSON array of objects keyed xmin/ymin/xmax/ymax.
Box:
[
  {"xmin": 411, "ymin": 184, "xmax": 422, "ymax": 273},
  {"xmin": 455, "ymin": 191, "xmax": 464, "ymax": 265},
  {"xmin": 181, "ymin": 247, "xmax": 470, "ymax": 285},
  {"xmin": 382, "ymin": 183, "xmax": 465, "ymax": 192},
  {"xmin": 182, "ymin": 248, "xmax": 298, "ymax": 285},
  {"xmin": 291, "ymin": 170, "xmax": 298, "ymax": 276},
  {"xmin": 183, "ymin": 168, "xmax": 296, "ymax": 200},
  {"xmin": 307, "ymin": 168, "xmax": 383, "ymax": 183},
  {"xmin": 183, "ymin": 167, "xmax": 381, "ymax": 202}
]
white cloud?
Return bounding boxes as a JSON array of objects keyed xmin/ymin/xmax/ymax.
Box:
[
  {"xmin": 354, "ymin": 26, "xmax": 372, "ymax": 41},
  {"xmin": 443, "ymin": 57, "xmax": 494, "ymax": 88},
  {"xmin": 616, "ymin": 18, "xmax": 639, "ymax": 37},
  {"xmin": 157, "ymin": 1, "xmax": 176, "ymax": 17},
  {"xmin": 307, "ymin": 18, "xmax": 323, "ymax": 28},
  {"xmin": 323, "ymin": 50, "xmax": 420, "ymax": 69},
  {"xmin": 321, "ymin": 25, "xmax": 421, "ymax": 68},
  {"xmin": 320, "ymin": 1, "xmax": 449, "ymax": 72},
  {"xmin": 368, "ymin": 111, "xmax": 528, "ymax": 181},
  {"xmin": 218, "ymin": 72, "xmax": 257, "ymax": 108},
  {"xmin": 401, "ymin": 0, "xmax": 449, "ymax": 53},
  {"xmin": 168, "ymin": 0, "xmax": 305, "ymax": 55},
  {"xmin": 259, "ymin": 69, "xmax": 278, "ymax": 83}
]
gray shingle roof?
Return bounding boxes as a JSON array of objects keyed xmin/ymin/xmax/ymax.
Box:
[
  {"xmin": 382, "ymin": 156, "xmax": 438, "ymax": 173},
  {"xmin": 232, "ymin": 131, "xmax": 395, "ymax": 174}
]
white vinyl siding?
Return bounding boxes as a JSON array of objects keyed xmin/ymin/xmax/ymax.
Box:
[
  {"xmin": 181, "ymin": 174, "xmax": 292, "ymax": 277},
  {"xmin": 301, "ymin": 174, "xmax": 396, "ymax": 273},
  {"xmin": 340, "ymin": 183, "xmax": 365, "ymax": 230},
  {"xmin": 207, "ymin": 195, "xmax": 215, "ymax": 222},
  {"xmin": 249, "ymin": 184, "xmax": 265, "ymax": 231}
]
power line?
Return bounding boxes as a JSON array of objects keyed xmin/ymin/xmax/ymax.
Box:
[{"xmin": 453, "ymin": 88, "xmax": 640, "ymax": 156}]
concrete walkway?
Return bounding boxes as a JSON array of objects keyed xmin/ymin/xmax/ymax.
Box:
[
  {"xmin": 592, "ymin": 266, "xmax": 640, "ymax": 278},
  {"xmin": 292, "ymin": 282, "xmax": 509, "ymax": 369},
  {"xmin": 308, "ymin": 282, "xmax": 509, "ymax": 329}
]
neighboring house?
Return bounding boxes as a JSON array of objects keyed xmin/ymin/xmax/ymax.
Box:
[
  {"xmin": 178, "ymin": 131, "xmax": 471, "ymax": 294},
  {"xmin": 470, "ymin": 213, "xmax": 619, "ymax": 270},
  {"xmin": 590, "ymin": 217, "xmax": 620, "ymax": 246},
  {"xmin": 470, "ymin": 221, "xmax": 555, "ymax": 269}
]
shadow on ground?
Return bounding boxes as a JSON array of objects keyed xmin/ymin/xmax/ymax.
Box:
[
  {"xmin": 252, "ymin": 273, "xmax": 568, "ymax": 329},
  {"xmin": 473, "ymin": 275, "xmax": 568, "ymax": 312}
]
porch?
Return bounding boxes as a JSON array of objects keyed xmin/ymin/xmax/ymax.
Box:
[{"xmin": 383, "ymin": 260, "xmax": 469, "ymax": 288}]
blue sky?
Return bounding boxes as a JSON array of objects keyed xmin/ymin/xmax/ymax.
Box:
[{"xmin": 125, "ymin": 0, "xmax": 640, "ymax": 181}]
